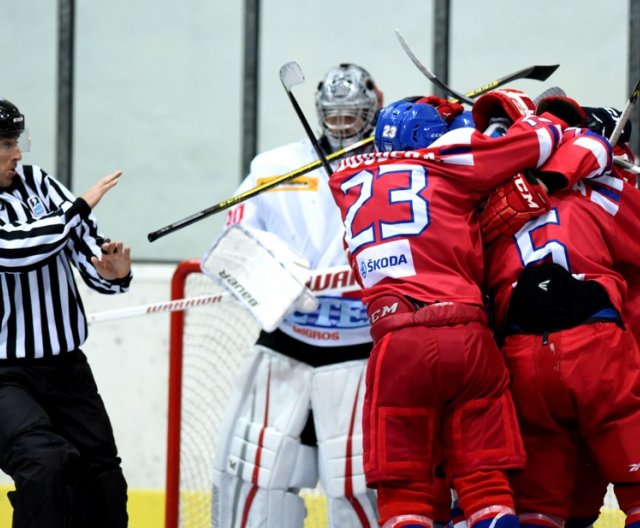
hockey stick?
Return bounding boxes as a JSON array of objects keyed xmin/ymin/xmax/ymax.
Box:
[
  {"xmin": 146, "ymin": 138, "xmax": 369, "ymax": 242},
  {"xmin": 86, "ymin": 294, "xmax": 228, "ymax": 325},
  {"xmin": 396, "ymin": 30, "xmax": 474, "ymax": 105},
  {"xmin": 280, "ymin": 61, "xmax": 333, "ymax": 176},
  {"xmin": 147, "ymin": 62, "xmax": 563, "ymax": 243},
  {"xmin": 613, "ymin": 156, "xmax": 640, "ymax": 174},
  {"xmin": 533, "ymin": 86, "xmax": 567, "ymax": 105},
  {"xmin": 87, "ymin": 264, "xmax": 358, "ymax": 324},
  {"xmin": 608, "ymin": 76, "xmax": 640, "ymax": 146},
  {"xmin": 395, "ymin": 29, "xmax": 559, "ymax": 104},
  {"xmin": 462, "ymin": 64, "xmax": 559, "ymax": 100}
]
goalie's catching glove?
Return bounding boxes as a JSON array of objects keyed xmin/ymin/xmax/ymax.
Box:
[{"xmin": 480, "ymin": 171, "xmax": 551, "ymax": 245}]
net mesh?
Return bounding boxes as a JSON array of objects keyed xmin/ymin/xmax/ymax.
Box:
[
  {"xmin": 166, "ymin": 260, "xmax": 624, "ymax": 528},
  {"xmin": 166, "ymin": 261, "xmax": 327, "ymax": 528}
]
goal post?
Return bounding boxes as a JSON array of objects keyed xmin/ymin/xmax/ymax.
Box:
[
  {"xmin": 165, "ymin": 258, "xmax": 195, "ymax": 528},
  {"xmin": 164, "ymin": 259, "xmax": 328, "ymax": 528},
  {"xmin": 165, "ymin": 259, "xmax": 264, "ymax": 528}
]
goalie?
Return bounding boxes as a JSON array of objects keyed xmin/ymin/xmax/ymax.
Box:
[{"xmin": 207, "ymin": 63, "xmax": 383, "ymax": 528}]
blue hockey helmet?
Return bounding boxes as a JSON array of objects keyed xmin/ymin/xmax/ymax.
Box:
[
  {"xmin": 374, "ymin": 99, "xmax": 447, "ymax": 152},
  {"xmin": 448, "ymin": 110, "xmax": 475, "ymax": 131}
]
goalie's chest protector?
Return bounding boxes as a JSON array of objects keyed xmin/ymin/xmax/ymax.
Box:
[
  {"xmin": 228, "ymin": 139, "xmax": 371, "ymax": 347},
  {"xmin": 237, "ymin": 140, "xmax": 350, "ymax": 269}
]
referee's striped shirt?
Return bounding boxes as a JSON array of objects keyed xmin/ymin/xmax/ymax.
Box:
[{"xmin": 0, "ymin": 164, "xmax": 131, "ymax": 361}]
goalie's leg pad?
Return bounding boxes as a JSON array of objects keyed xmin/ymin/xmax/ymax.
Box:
[
  {"xmin": 311, "ymin": 359, "xmax": 379, "ymax": 527},
  {"xmin": 212, "ymin": 346, "xmax": 318, "ymax": 527},
  {"xmin": 213, "ymin": 469, "xmax": 307, "ymax": 528}
]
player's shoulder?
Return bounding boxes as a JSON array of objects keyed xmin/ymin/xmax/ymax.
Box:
[{"xmin": 249, "ymin": 139, "xmax": 315, "ymax": 173}]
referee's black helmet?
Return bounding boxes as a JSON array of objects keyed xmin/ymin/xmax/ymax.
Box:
[{"xmin": 0, "ymin": 99, "xmax": 25, "ymax": 138}]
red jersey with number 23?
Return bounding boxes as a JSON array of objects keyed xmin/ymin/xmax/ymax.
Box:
[{"xmin": 329, "ymin": 115, "xmax": 565, "ymax": 307}]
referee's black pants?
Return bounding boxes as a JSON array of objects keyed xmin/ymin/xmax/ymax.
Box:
[{"xmin": 0, "ymin": 350, "xmax": 128, "ymax": 528}]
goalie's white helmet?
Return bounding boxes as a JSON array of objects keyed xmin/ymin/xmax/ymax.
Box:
[{"xmin": 315, "ymin": 63, "xmax": 383, "ymax": 151}]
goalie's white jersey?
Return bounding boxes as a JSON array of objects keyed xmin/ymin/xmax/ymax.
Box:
[{"xmin": 224, "ymin": 139, "xmax": 371, "ymax": 347}]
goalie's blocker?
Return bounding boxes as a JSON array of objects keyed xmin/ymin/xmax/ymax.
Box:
[{"xmin": 201, "ymin": 225, "xmax": 318, "ymax": 332}]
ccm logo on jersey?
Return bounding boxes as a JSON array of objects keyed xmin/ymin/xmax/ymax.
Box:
[
  {"xmin": 369, "ymin": 302, "xmax": 399, "ymax": 323},
  {"xmin": 514, "ymin": 174, "xmax": 540, "ymax": 209}
]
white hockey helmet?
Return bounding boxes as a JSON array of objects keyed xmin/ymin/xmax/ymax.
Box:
[{"xmin": 315, "ymin": 63, "xmax": 383, "ymax": 150}]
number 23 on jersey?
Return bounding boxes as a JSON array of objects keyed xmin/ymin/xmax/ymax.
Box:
[{"xmin": 339, "ymin": 163, "xmax": 431, "ymax": 252}]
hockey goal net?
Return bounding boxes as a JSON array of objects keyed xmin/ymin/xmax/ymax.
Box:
[
  {"xmin": 165, "ymin": 259, "xmax": 327, "ymax": 528},
  {"xmin": 165, "ymin": 260, "xmax": 624, "ymax": 528}
]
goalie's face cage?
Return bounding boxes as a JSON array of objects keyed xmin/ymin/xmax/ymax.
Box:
[{"xmin": 315, "ymin": 64, "xmax": 381, "ymax": 151}]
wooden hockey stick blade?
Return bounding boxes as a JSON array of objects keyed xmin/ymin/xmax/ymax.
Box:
[
  {"xmin": 609, "ymin": 76, "xmax": 640, "ymax": 146},
  {"xmin": 462, "ymin": 64, "xmax": 560, "ymax": 100},
  {"xmin": 395, "ymin": 29, "xmax": 474, "ymax": 105},
  {"xmin": 146, "ymin": 137, "xmax": 373, "ymax": 242}
]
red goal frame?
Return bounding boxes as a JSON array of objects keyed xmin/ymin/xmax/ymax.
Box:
[{"xmin": 165, "ymin": 259, "xmax": 201, "ymax": 528}]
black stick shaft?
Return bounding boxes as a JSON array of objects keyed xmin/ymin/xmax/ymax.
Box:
[
  {"xmin": 461, "ymin": 64, "xmax": 559, "ymax": 100},
  {"xmin": 146, "ymin": 137, "xmax": 371, "ymax": 242},
  {"xmin": 147, "ymin": 62, "xmax": 561, "ymax": 243},
  {"xmin": 284, "ymin": 90, "xmax": 333, "ymax": 176}
]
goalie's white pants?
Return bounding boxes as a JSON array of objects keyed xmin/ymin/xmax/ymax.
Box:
[{"xmin": 211, "ymin": 346, "xmax": 378, "ymax": 528}]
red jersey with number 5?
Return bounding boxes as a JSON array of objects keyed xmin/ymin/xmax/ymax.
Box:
[
  {"xmin": 329, "ymin": 115, "xmax": 564, "ymax": 306},
  {"xmin": 485, "ymin": 173, "xmax": 640, "ymax": 332}
]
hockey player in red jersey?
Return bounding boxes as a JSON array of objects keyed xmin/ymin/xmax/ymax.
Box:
[
  {"xmin": 328, "ymin": 90, "xmax": 575, "ymax": 528},
  {"xmin": 481, "ymin": 98, "xmax": 640, "ymax": 527}
]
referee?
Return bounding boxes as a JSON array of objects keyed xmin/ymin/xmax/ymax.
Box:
[{"xmin": 0, "ymin": 98, "xmax": 132, "ymax": 528}]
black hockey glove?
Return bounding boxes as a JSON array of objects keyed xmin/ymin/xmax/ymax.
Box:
[{"xmin": 582, "ymin": 106, "xmax": 631, "ymax": 144}]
